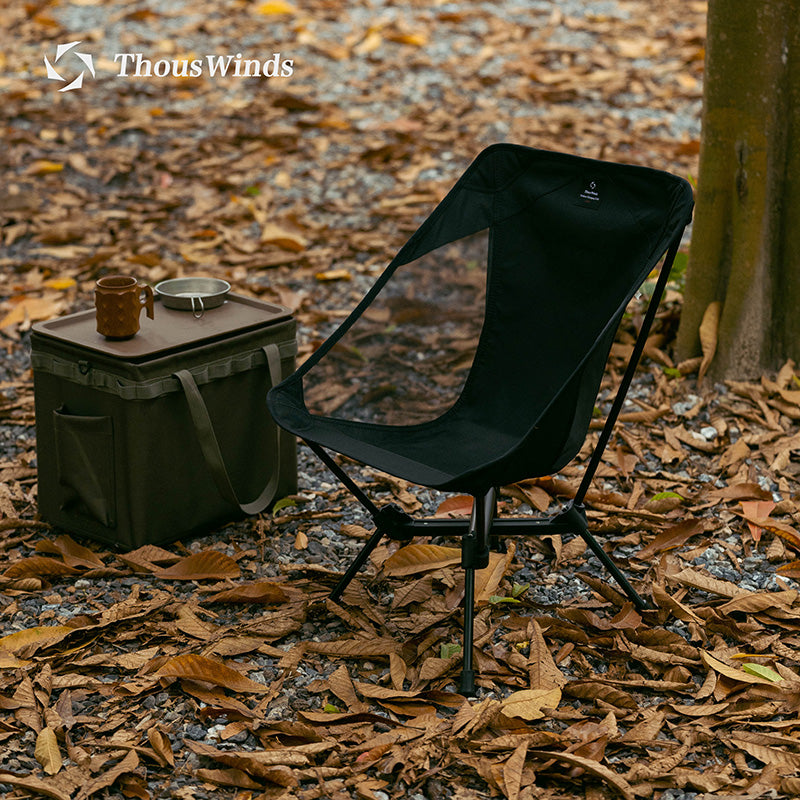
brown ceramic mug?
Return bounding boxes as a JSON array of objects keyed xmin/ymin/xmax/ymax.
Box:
[{"xmin": 95, "ymin": 275, "xmax": 155, "ymax": 339}]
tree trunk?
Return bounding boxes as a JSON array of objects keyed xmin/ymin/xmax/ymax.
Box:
[{"xmin": 675, "ymin": 0, "xmax": 800, "ymax": 380}]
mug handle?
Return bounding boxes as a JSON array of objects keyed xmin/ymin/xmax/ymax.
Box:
[{"xmin": 139, "ymin": 284, "xmax": 155, "ymax": 319}]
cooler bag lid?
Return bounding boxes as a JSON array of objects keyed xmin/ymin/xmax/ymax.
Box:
[{"xmin": 32, "ymin": 293, "xmax": 292, "ymax": 362}]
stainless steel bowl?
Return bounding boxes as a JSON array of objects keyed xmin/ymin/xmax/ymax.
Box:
[{"xmin": 155, "ymin": 278, "xmax": 231, "ymax": 317}]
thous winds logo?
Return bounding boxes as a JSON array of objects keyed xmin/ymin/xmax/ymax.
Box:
[
  {"xmin": 42, "ymin": 40, "xmax": 293, "ymax": 91},
  {"xmin": 44, "ymin": 41, "xmax": 95, "ymax": 92}
]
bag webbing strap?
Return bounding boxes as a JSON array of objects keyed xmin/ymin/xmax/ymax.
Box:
[{"xmin": 174, "ymin": 343, "xmax": 282, "ymax": 515}]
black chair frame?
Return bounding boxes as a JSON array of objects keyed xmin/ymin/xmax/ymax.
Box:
[{"xmin": 301, "ymin": 234, "xmax": 680, "ymax": 695}]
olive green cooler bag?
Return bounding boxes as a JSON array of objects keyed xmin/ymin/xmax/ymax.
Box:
[{"xmin": 31, "ymin": 294, "xmax": 298, "ymax": 549}]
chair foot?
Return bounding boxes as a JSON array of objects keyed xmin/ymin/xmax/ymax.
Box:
[
  {"xmin": 578, "ymin": 531, "xmax": 649, "ymax": 610},
  {"xmin": 459, "ymin": 668, "xmax": 476, "ymax": 696},
  {"xmin": 458, "ymin": 490, "xmax": 496, "ymax": 695},
  {"xmin": 460, "ymin": 564, "xmax": 477, "ymax": 696}
]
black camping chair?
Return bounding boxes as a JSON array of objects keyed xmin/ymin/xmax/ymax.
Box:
[{"xmin": 268, "ymin": 144, "xmax": 694, "ymax": 695}]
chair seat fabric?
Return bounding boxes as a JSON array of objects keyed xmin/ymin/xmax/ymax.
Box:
[{"xmin": 269, "ymin": 388, "xmax": 524, "ymax": 490}]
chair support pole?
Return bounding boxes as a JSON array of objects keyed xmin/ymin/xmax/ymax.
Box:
[
  {"xmin": 459, "ymin": 488, "xmax": 495, "ymax": 695},
  {"xmin": 575, "ymin": 234, "xmax": 682, "ymax": 507},
  {"xmin": 556, "ymin": 503, "xmax": 647, "ymax": 609},
  {"xmin": 329, "ymin": 526, "xmax": 385, "ymax": 602},
  {"xmin": 461, "ymin": 567, "xmax": 477, "ymax": 695},
  {"xmin": 303, "ymin": 439, "xmax": 382, "ymax": 519},
  {"xmin": 305, "ymin": 439, "xmax": 394, "ymax": 601},
  {"xmin": 578, "ymin": 527, "xmax": 647, "ymax": 610}
]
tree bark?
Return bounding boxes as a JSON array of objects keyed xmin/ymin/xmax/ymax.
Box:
[{"xmin": 675, "ymin": 0, "xmax": 800, "ymax": 379}]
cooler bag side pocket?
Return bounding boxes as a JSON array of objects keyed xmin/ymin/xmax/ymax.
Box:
[{"xmin": 53, "ymin": 408, "xmax": 117, "ymax": 527}]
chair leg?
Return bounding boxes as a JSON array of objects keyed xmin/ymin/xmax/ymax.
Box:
[
  {"xmin": 329, "ymin": 526, "xmax": 384, "ymax": 602},
  {"xmin": 460, "ymin": 565, "xmax": 477, "ymax": 695},
  {"xmin": 578, "ymin": 528, "xmax": 648, "ymax": 610},
  {"xmin": 557, "ymin": 503, "xmax": 648, "ymax": 610},
  {"xmin": 459, "ymin": 487, "xmax": 495, "ymax": 695}
]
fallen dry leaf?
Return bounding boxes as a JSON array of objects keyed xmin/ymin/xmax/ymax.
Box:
[
  {"xmin": 0, "ymin": 296, "xmax": 64, "ymax": 329},
  {"xmin": 205, "ymin": 580, "xmax": 289, "ymax": 604},
  {"xmin": 528, "ymin": 750, "xmax": 634, "ymax": 800},
  {"xmin": 740, "ymin": 500, "xmax": 777, "ymax": 543},
  {"xmin": 0, "ymin": 625, "xmax": 75, "ymax": 656},
  {"xmin": 154, "ymin": 654, "xmax": 271, "ymax": 693},
  {"xmin": 34, "ymin": 727, "xmax": 62, "ymax": 775},
  {"xmin": 153, "ymin": 550, "xmax": 240, "ymax": 580},
  {"xmin": 701, "ymin": 651, "xmax": 783, "ymax": 687},
  {"xmin": 148, "ymin": 726, "xmax": 175, "ymax": 768},
  {"xmin": 501, "ymin": 688, "xmax": 562, "ymax": 721},
  {"xmin": 384, "ymin": 544, "xmax": 461, "ymax": 576},
  {"xmin": 697, "ymin": 299, "xmax": 721, "ymax": 383}
]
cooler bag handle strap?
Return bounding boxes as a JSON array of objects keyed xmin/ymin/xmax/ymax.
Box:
[{"xmin": 173, "ymin": 344, "xmax": 282, "ymax": 516}]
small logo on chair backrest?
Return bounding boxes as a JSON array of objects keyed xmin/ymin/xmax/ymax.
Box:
[{"xmin": 576, "ymin": 179, "xmax": 601, "ymax": 209}]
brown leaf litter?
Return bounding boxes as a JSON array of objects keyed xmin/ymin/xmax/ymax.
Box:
[{"xmin": 6, "ymin": 1, "xmax": 800, "ymax": 799}]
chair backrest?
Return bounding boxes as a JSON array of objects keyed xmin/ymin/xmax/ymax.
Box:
[
  {"xmin": 281, "ymin": 145, "xmax": 693, "ymax": 485},
  {"xmin": 446, "ymin": 147, "xmax": 694, "ymax": 483}
]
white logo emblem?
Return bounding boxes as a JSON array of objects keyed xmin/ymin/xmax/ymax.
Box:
[{"xmin": 44, "ymin": 41, "xmax": 95, "ymax": 92}]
